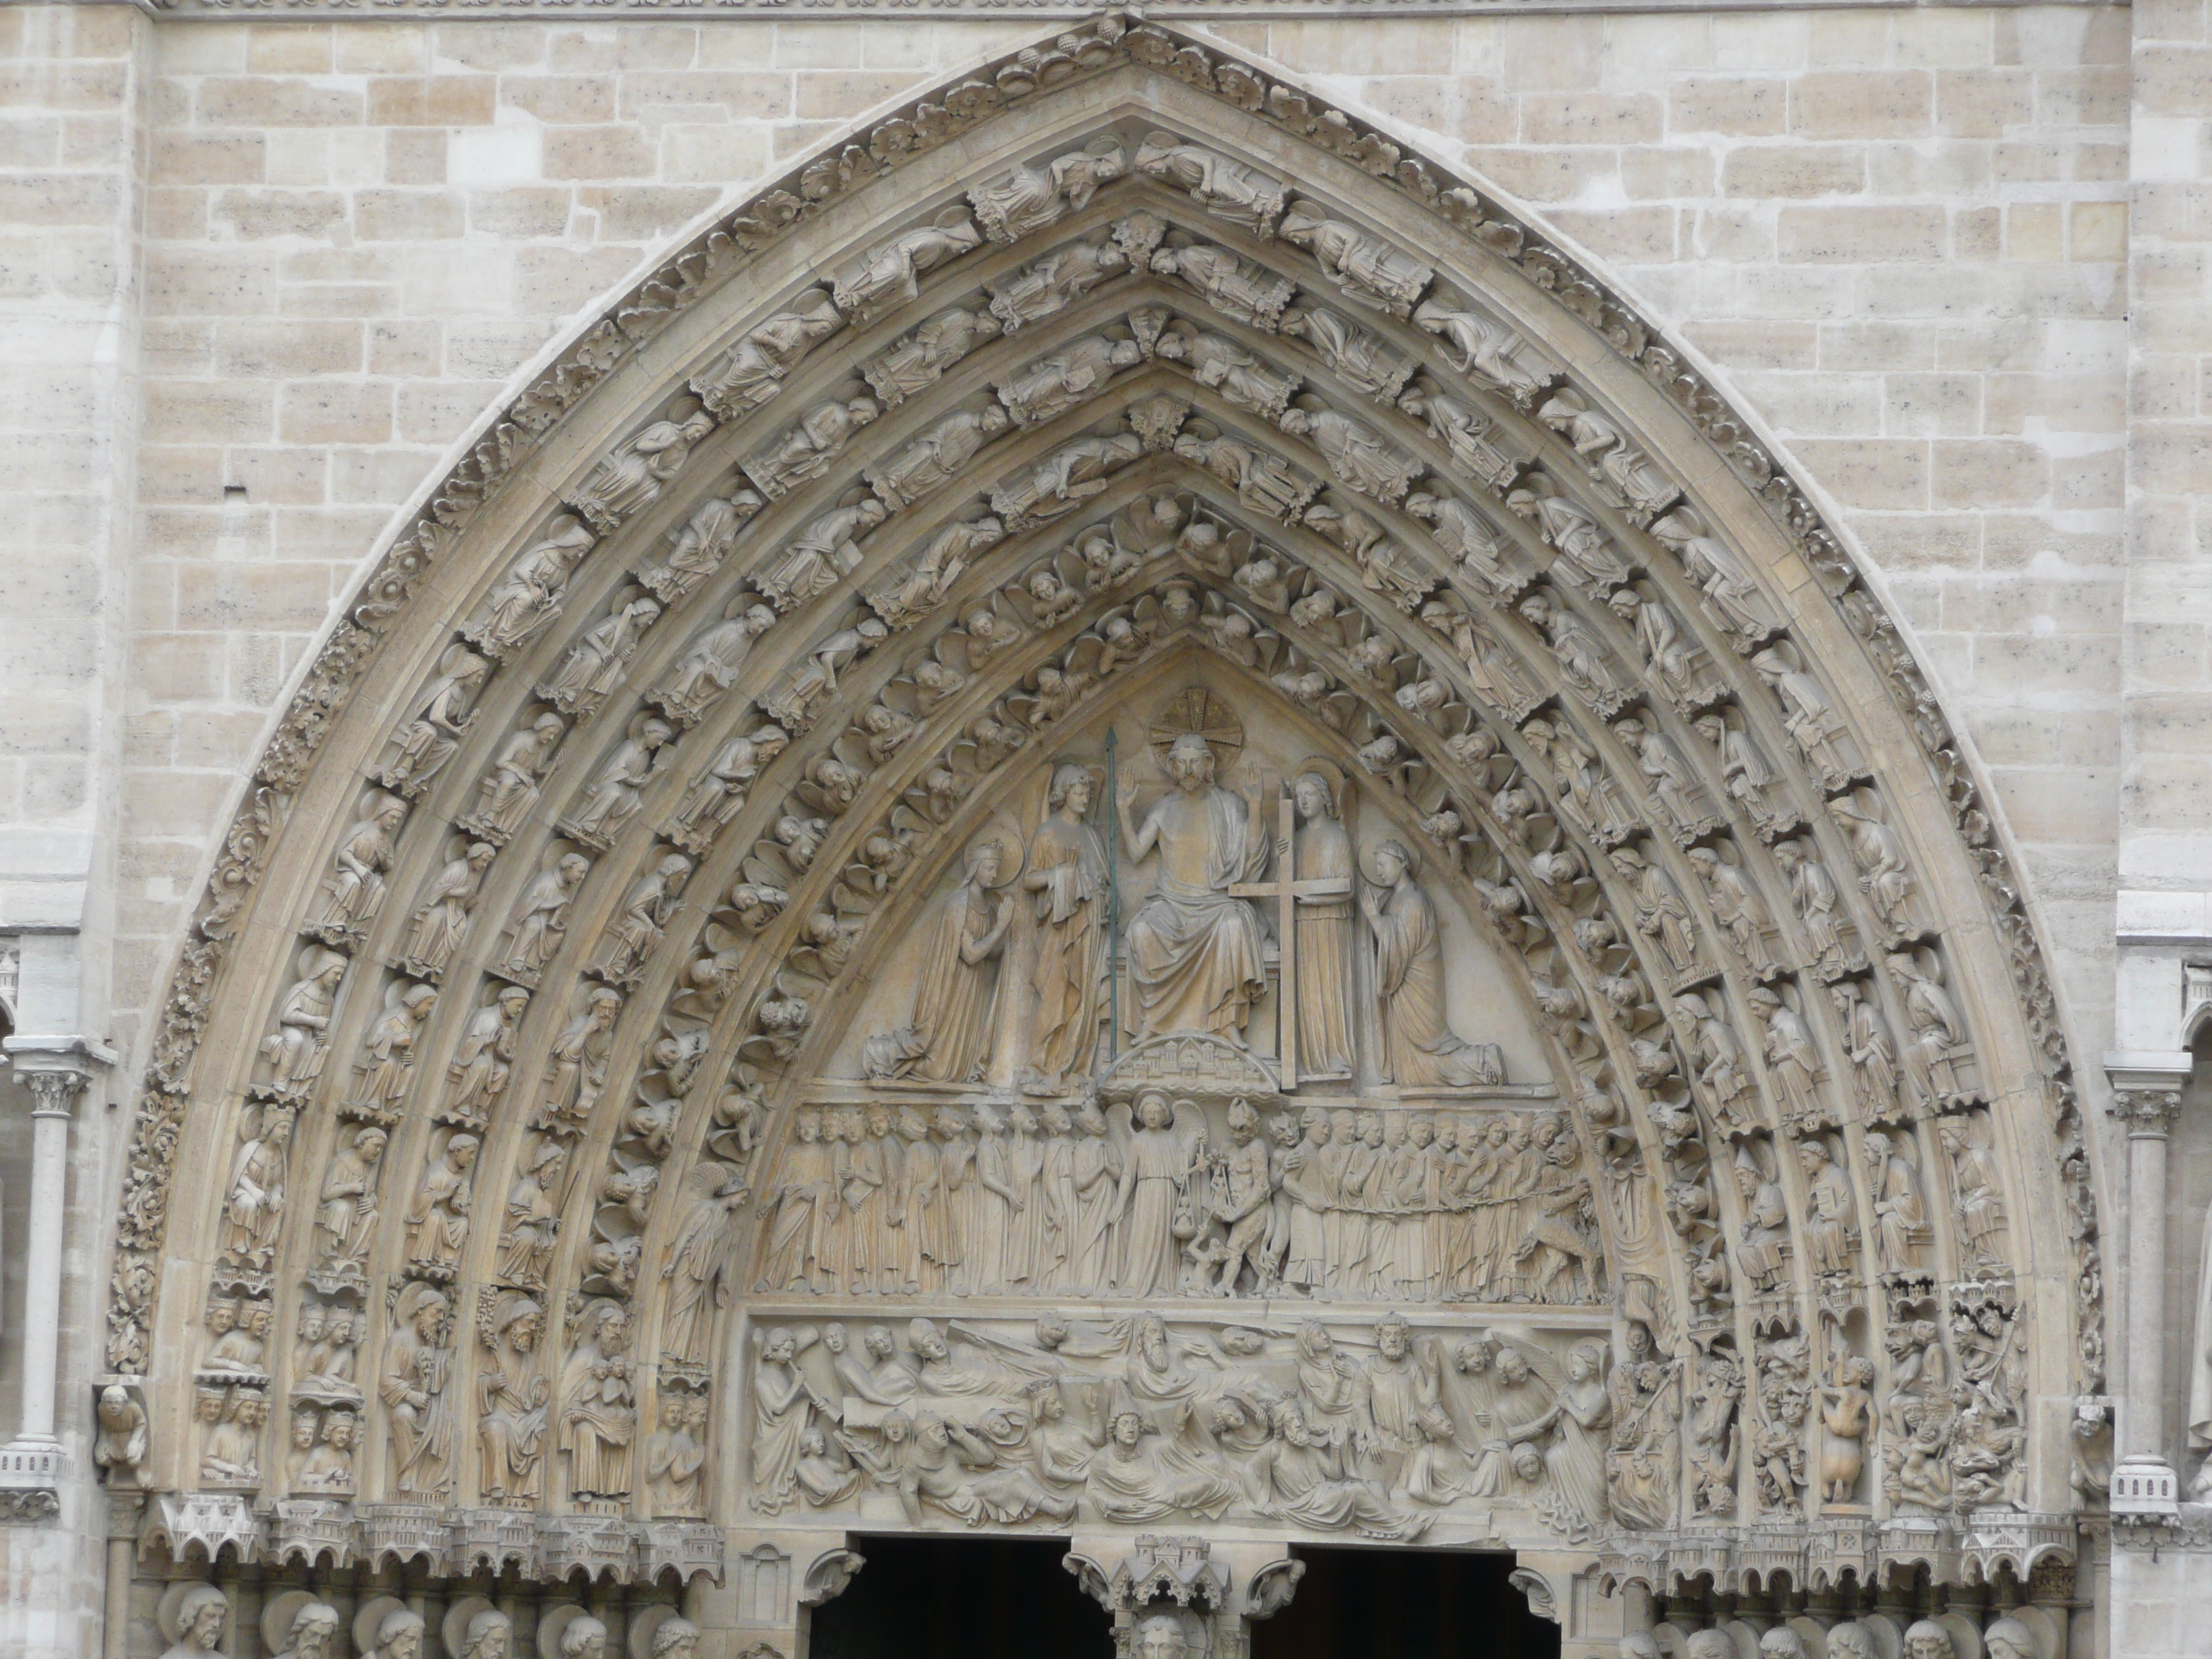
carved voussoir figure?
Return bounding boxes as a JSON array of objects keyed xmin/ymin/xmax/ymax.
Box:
[
  {"xmin": 667, "ymin": 727, "xmax": 788, "ymax": 853},
  {"xmin": 461, "ymin": 516, "xmax": 595, "ymax": 660},
  {"xmin": 382, "ymin": 1281, "xmax": 456, "ymax": 1500},
  {"xmin": 563, "ymin": 408, "xmax": 715, "ymax": 534},
  {"xmin": 459, "ymin": 711, "xmax": 565, "ymax": 845},
  {"xmin": 1280, "ymin": 199, "xmax": 1433, "ymax": 317},
  {"xmin": 637, "ymin": 489, "xmax": 765, "ymax": 608},
  {"xmin": 986, "ymin": 235, "xmax": 1129, "ymax": 334},
  {"xmin": 689, "ymin": 288, "xmax": 842, "ymax": 421},
  {"xmin": 557, "ymin": 714, "xmax": 677, "ymax": 851},
  {"xmin": 256, "ymin": 947, "xmax": 349, "ymax": 1097},
  {"xmin": 1413, "ymin": 297, "xmax": 1556, "ymax": 407},
  {"xmin": 1136, "ymin": 132, "xmax": 1287, "ymax": 234},
  {"xmin": 1279, "ymin": 403, "xmax": 1424, "ymax": 507},
  {"xmin": 834, "ymin": 211, "xmax": 984, "ymax": 325},
  {"xmin": 399, "ymin": 841, "xmax": 495, "ymax": 980},
  {"xmin": 1174, "ymin": 428, "xmax": 1318, "ymax": 525},
  {"xmin": 1154, "ymin": 325, "xmax": 1298, "ymax": 421},
  {"xmin": 374, "ymin": 643, "xmax": 490, "ymax": 799},
  {"xmin": 744, "ymin": 391, "xmax": 880, "ymax": 500},
  {"xmin": 994, "ymin": 336, "xmax": 1141, "ymax": 430},
  {"xmin": 349, "ymin": 979, "xmax": 437, "ymax": 1115},
  {"xmin": 757, "ymin": 497, "xmax": 886, "ymax": 614},
  {"xmin": 868, "ymin": 401, "xmax": 1010, "ymax": 508},
  {"xmin": 305, "ymin": 789, "xmax": 408, "ymax": 945},
  {"xmin": 536, "ymin": 590, "xmax": 663, "ymax": 718},
  {"xmin": 560, "ymin": 1300, "xmax": 638, "ymax": 1501},
  {"xmin": 649, "ymin": 601, "xmax": 776, "ymax": 729},
  {"xmin": 498, "ymin": 850, "xmax": 589, "ymax": 986},
  {"xmin": 1150, "ymin": 240, "xmax": 1295, "ymax": 332},
  {"xmin": 992, "ymin": 431, "xmax": 1144, "ymax": 531},
  {"xmin": 865, "ymin": 305, "xmax": 1000, "ymax": 408},
  {"xmin": 968, "ymin": 135, "xmax": 1125, "ymax": 242},
  {"xmin": 1539, "ymin": 392, "xmax": 1679, "ymax": 523}
]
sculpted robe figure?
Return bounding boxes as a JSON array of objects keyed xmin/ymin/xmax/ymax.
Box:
[
  {"xmin": 222, "ymin": 1111, "xmax": 295, "ymax": 1267},
  {"xmin": 1363, "ymin": 840, "xmax": 1503, "ymax": 1087},
  {"xmin": 559, "ymin": 1302, "xmax": 638, "ymax": 1500},
  {"xmin": 539, "ymin": 595, "xmax": 662, "ymax": 715},
  {"xmin": 652, "ymin": 605, "xmax": 775, "ymax": 728},
  {"xmin": 869, "ymin": 403, "xmax": 1010, "ymax": 508},
  {"xmin": 1291, "ymin": 770, "xmax": 1357, "ymax": 1078},
  {"xmin": 1117, "ymin": 732, "xmax": 1269, "ymax": 1040},
  {"xmin": 1116, "ymin": 1093, "xmax": 1200, "ymax": 1298},
  {"xmin": 690, "ymin": 289, "xmax": 842, "ymax": 419},
  {"xmin": 406, "ymin": 1134, "xmax": 480, "ymax": 1271},
  {"xmin": 866, "ymin": 306, "xmax": 1000, "ymax": 405},
  {"xmin": 995, "ymin": 336, "xmax": 1142, "ymax": 428},
  {"xmin": 403, "ymin": 842, "xmax": 495, "ymax": 976},
  {"xmin": 377, "ymin": 645, "xmax": 490, "ymax": 798},
  {"xmin": 1069, "ymin": 1103, "xmax": 1124, "ymax": 1295},
  {"xmin": 1150, "ymin": 243, "xmax": 1295, "ymax": 331},
  {"xmin": 476, "ymin": 1291, "xmax": 548, "ymax": 1502},
  {"xmin": 758, "ymin": 498, "xmax": 888, "ymax": 613},
  {"xmin": 1279, "ymin": 405, "xmax": 1423, "ymax": 505},
  {"xmin": 833, "ymin": 215, "xmax": 983, "ymax": 323},
  {"xmin": 1282, "ymin": 305, "xmax": 1414, "ymax": 403},
  {"xmin": 313, "ymin": 1126, "xmax": 388, "ymax": 1269},
  {"xmin": 463, "ymin": 519, "xmax": 594, "ymax": 658},
  {"xmin": 565, "ymin": 412, "xmax": 713, "ymax": 533},
  {"xmin": 382, "ymin": 1285, "xmax": 455, "ymax": 1498},
  {"xmin": 1155, "ymin": 334, "xmax": 1288, "ymax": 428},
  {"xmin": 1024, "ymin": 765, "xmax": 1110, "ymax": 1094},
  {"xmin": 660, "ymin": 1162, "xmax": 750, "ymax": 1367},
  {"xmin": 463, "ymin": 714, "xmax": 565, "ymax": 844},
  {"xmin": 1280, "ymin": 202, "xmax": 1433, "ymax": 316},
  {"xmin": 968, "ymin": 137, "xmax": 1124, "ymax": 242},
  {"xmin": 1135, "ymin": 133, "xmax": 1287, "ymax": 233},
  {"xmin": 868, "ymin": 840, "xmax": 1016, "ymax": 1083},
  {"xmin": 638, "ymin": 491, "xmax": 763, "ymax": 608}
]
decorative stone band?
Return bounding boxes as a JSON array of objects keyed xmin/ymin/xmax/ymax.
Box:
[
  {"xmin": 144, "ymin": 1493, "xmax": 724, "ymax": 1584},
  {"xmin": 1596, "ymin": 1512, "xmax": 2082, "ymax": 1600}
]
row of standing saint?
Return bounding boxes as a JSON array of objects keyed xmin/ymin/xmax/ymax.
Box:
[{"xmin": 755, "ymin": 1100, "xmax": 1602, "ymax": 1305}]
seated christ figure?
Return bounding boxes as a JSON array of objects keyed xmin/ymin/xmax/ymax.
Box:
[{"xmin": 1116, "ymin": 732, "xmax": 1269, "ymax": 1041}]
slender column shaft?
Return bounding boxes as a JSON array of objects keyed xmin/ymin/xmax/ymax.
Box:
[
  {"xmin": 14, "ymin": 1069, "xmax": 84, "ymax": 1446},
  {"xmin": 2115, "ymin": 1089, "xmax": 2180, "ymax": 1461}
]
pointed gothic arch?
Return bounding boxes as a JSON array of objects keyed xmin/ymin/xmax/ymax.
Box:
[{"xmin": 107, "ymin": 16, "xmax": 2098, "ymax": 1643}]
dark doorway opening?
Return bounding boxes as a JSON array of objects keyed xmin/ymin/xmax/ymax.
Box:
[
  {"xmin": 1250, "ymin": 1546, "xmax": 1561, "ymax": 1659},
  {"xmin": 809, "ymin": 1534, "xmax": 1113, "ymax": 1659}
]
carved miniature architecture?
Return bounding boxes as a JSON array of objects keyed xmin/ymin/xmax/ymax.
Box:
[{"xmin": 0, "ymin": 6, "xmax": 2201, "ymax": 1657}]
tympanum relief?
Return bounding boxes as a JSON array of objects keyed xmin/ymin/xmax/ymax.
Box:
[{"xmin": 121, "ymin": 53, "xmax": 2079, "ymax": 1631}]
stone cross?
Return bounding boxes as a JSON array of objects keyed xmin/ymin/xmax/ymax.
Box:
[{"xmin": 1231, "ymin": 787, "xmax": 1352, "ymax": 1089}]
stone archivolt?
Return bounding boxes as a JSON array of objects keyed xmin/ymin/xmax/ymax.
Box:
[{"xmin": 106, "ymin": 13, "xmax": 2090, "ymax": 1623}]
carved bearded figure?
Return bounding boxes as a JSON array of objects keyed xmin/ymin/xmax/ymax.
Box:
[{"xmin": 1116, "ymin": 733, "xmax": 1269, "ymax": 1040}]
